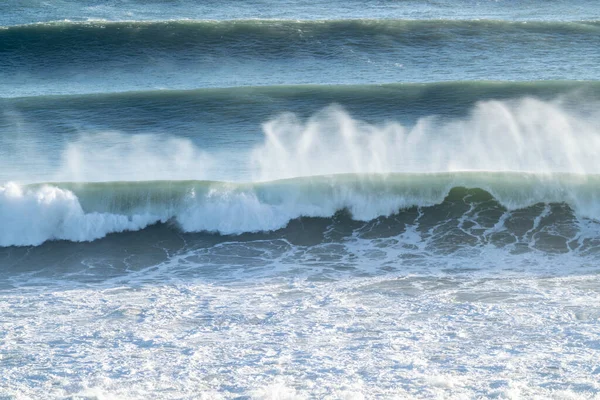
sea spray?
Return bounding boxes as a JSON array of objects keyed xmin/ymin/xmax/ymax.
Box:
[
  {"xmin": 2, "ymin": 172, "xmax": 599, "ymax": 246},
  {"xmin": 53, "ymin": 131, "xmax": 214, "ymax": 182},
  {"xmin": 252, "ymin": 99, "xmax": 600, "ymax": 181},
  {"xmin": 2, "ymin": 97, "xmax": 600, "ymax": 245},
  {"xmin": 3, "ymin": 97, "xmax": 598, "ymax": 184}
]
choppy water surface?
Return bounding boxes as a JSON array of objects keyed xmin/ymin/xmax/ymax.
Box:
[{"xmin": 1, "ymin": 1, "xmax": 600, "ymax": 399}]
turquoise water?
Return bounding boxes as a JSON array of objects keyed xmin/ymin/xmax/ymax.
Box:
[{"xmin": 1, "ymin": 2, "xmax": 600, "ymax": 399}]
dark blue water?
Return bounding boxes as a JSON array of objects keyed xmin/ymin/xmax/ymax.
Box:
[{"xmin": 1, "ymin": 1, "xmax": 600, "ymax": 399}]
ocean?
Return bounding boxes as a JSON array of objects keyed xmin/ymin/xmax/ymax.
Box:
[{"xmin": 1, "ymin": 1, "xmax": 600, "ymax": 398}]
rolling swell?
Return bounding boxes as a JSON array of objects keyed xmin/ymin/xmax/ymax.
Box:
[
  {"xmin": 3, "ymin": 81, "xmax": 598, "ymax": 134},
  {"xmin": 8, "ymin": 80, "xmax": 600, "ymax": 104},
  {"xmin": 2, "ymin": 172, "xmax": 600, "ymax": 247},
  {"xmin": 6, "ymin": 18, "xmax": 600, "ymax": 37},
  {"xmin": 2, "ymin": 19, "xmax": 599, "ymax": 96},
  {"xmin": 6, "ymin": 18, "xmax": 600, "ymax": 36}
]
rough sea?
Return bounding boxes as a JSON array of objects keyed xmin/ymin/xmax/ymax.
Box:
[{"xmin": 1, "ymin": 1, "xmax": 600, "ymax": 398}]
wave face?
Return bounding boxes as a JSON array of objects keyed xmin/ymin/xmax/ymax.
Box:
[
  {"xmin": 2, "ymin": 19, "xmax": 599, "ymax": 96},
  {"xmin": 2, "ymin": 173, "xmax": 600, "ymax": 247}
]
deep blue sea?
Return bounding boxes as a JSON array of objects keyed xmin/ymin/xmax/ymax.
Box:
[{"xmin": 1, "ymin": 1, "xmax": 600, "ymax": 398}]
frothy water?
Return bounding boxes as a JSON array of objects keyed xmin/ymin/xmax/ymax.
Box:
[
  {"xmin": 2, "ymin": 97, "xmax": 600, "ymax": 247},
  {"xmin": 2, "ymin": 3, "xmax": 600, "ymax": 398},
  {"xmin": 2, "ymin": 173, "xmax": 600, "ymax": 247},
  {"xmin": 3, "ymin": 273, "xmax": 600, "ymax": 399},
  {"xmin": 2, "ymin": 100, "xmax": 600, "ymax": 399}
]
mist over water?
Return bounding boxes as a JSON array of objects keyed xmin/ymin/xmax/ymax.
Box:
[
  {"xmin": 55, "ymin": 131, "xmax": 214, "ymax": 182},
  {"xmin": 253, "ymin": 98, "xmax": 600, "ymax": 180},
  {"xmin": 3, "ymin": 96, "xmax": 600, "ymax": 184},
  {"xmin": 1, "ymin": 98, "xmax": 600, "ymax": 246},
  {"xmin": 2, "ymin": 2, "xmax": 600, "ymax": 399}
]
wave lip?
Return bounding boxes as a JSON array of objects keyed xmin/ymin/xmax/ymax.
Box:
[
  {"xmin": 2, "ymin": 172, "xmax": 600, "ymax": 247},
  {"xmin": 5, "ymin": 79, "xmax": 600, "ymax": 101},
  {"xmin": 0, "ymin": 183, "xmax": 161, "ymax": 247}
]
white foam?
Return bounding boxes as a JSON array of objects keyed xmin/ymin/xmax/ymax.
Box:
[
  {"xmin": 3, "ymin": 97, "xmax": 600, "ymax": 246},
  {"xmin": 0, "ymin": 183, "xmax": 163, "ymax": 246},
  {"xmin": 251, "ymin": 379, "xmax": 306, "ymax": 400},
  {"xmin": 3, "ymin": 274, "xmax": 600, "ymax": 398},
  {"xmin": 2, "ymin": 171, "xmax": 600, "ymax": 246}
]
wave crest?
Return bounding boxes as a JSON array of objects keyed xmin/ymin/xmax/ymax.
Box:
[{"xmin": 2, "ymin": 172, "xmax": 599, "ymax": 246}]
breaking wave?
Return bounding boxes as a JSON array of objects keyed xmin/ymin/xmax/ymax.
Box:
[{"xmin": 2, "ymin": 172, "xmax": 600, "ymax": 246}]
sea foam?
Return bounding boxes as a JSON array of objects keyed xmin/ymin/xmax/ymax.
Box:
[
  {"xmin": 1, "ymin": 172, "xmax": 599, "ymax": 246},
  {"xmin": 2, "ymin": 97, "xmax": 600, "ymax": 246}
]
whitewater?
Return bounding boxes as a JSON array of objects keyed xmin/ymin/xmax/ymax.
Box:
[{"xmin": 1, "ymin": 1, "xmax": 600, "ymax": 399}]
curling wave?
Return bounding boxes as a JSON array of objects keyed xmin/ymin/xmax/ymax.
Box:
[{"xmin": 2, "ymin": 172, "xmax": 600, "ymax": 247}]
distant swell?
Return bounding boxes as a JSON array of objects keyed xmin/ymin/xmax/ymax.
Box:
[
  {"xmin": 5, "ymin": 18, "xmax": 600, "ymax": 34},
  {"xmin": 4, "ymin": 18, "xmax": 598, "ymax": 57},
  {"xmin": 2, "ymin": 173, "xmax": 600, "ymax": 247},
  {"xmin": 6, "ymin": 80, "xmax": 600, "ymax": 102},
  {"xmin": 2, "ymin": 19, "xmax": 599, "ymax": 97}
]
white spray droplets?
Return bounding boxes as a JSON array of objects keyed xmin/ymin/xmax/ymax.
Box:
[{"xmin": 252, "ymin": 99, "xmax": 600, "ymax": 181}]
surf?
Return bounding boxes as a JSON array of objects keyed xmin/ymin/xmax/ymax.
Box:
[
  {"xmin": 2, "ymin": 172, "xmax": 600, "ymax": 247},
  {"xmin": 2, "ymin": 95, "xmax": 600, "ymax": 246}
]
